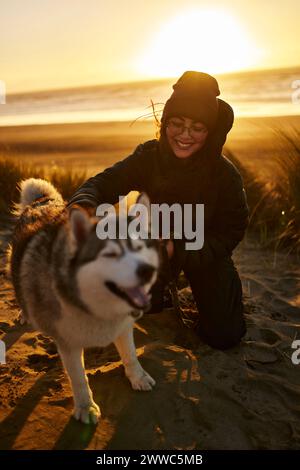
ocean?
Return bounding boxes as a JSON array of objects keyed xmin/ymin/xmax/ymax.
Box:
[{"xmin": 0, "ymin": 66, "xmax": 300, "ymax": 127}]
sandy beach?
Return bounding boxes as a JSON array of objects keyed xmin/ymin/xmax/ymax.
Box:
[
  {"xmin": 0, "ymin": 231, "xmax": 300, "ymax": 450},
  {"xmin": 1, "ymin": 115, "xmax": 300, "ymax": 178},
  {"xmin": 0, "ymin": 116, "xmax": 300, "ymax": 449}
]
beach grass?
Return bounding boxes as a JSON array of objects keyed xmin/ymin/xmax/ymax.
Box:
[
  {"xmin": 225, "ymin": 126, "xmax": 300, "ymax": 254},
  {"xmin": 0, "ymin": 158, "xmax": 86, "ymax": 216},
  {"xmin": 273, "ymin": 127, "xmax": 300, "ymax": 254}
]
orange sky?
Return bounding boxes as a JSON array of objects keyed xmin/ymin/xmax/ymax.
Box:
[{"xmin": 1, "ymin": 0, "xmax": 300, "ymax": 93}]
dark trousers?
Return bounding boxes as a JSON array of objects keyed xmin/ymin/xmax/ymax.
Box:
[{"xmin": 150, "ymin": 240, "xmax": 246, "ymax": 350}]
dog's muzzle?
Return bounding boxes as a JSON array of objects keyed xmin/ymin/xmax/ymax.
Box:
[{"xmin": 105, "ymin": 280, "xmax": 152, "ymax": 310}]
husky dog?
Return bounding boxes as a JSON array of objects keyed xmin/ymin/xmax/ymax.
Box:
[{"xmin": 9, "ymin": 178, "xmax": 160, "ymax": 424}]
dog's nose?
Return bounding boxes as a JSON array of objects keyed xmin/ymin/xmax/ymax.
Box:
[{"xmin": 136, "ymin": 263, "xmax": 155, "ymax": 283}]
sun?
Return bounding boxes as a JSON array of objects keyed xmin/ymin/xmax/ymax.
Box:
[{"xmin": 135, "ymin": 9, "xmax": 260, "ymax": 78}]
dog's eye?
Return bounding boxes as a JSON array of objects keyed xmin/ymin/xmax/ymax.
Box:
[
  {"xmin": 102, "ymin": 252, "xmax": 118, "ymax": 258},
  {"xmin": 134, "ymin": 245, "xmax": 143, "ymax": 251}
]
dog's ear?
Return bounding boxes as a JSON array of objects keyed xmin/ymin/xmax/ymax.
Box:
[
  {"xmin": 68, "ymin": 205, "xmax": 92, "ymax": 245},
  {"xmin": 133, "ymin": 192, "xmax": 151, "ymax": 236},
  {"xmin": 136, "ymin": 192, "xmax": 151, "ymax": 213}
]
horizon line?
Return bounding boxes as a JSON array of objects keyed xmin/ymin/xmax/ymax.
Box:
[{"xmin": 5, "ymin": 63, "xmax": 300, "ymax": 98}]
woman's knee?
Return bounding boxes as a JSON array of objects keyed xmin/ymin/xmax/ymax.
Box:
[{"xmin": 198, "ymin": 318, "xmax": 247, "ymax": 350}]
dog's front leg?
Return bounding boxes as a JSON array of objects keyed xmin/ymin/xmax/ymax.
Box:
[
  {"xmin": 114, "ymin": 326, "xmax": 155, "ymax": 391},
  {"xmin": 57, "ymin": 346, "xmax": 100, "ymax": 424}
]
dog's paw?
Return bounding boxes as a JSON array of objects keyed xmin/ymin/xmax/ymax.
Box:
[
  {"xmin": 129, "ymin": 369, "xmax": 156, "ymax": 391},
  {"xmin": 73, "ymin": 401, "xmax": 101, "ymax": 425}
]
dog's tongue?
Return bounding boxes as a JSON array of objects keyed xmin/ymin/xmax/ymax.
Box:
[{"xmin": 124, "ymin": 286, "xmax": 149, "ymax": 308}]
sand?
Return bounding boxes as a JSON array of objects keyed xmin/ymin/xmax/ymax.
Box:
[
  {"xmin": 0, "ymin": 226, "xmax": 300, "ymax": 450},
  {"xmin": 0, "ymin": 116, "xmax": 300, "ymax": 450}
]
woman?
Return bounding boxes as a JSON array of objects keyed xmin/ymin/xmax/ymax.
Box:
[{"xmin": 67, "ymin": 71, "xmax": 249, "ymax": 350}]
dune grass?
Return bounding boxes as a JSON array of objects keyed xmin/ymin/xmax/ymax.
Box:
[
  {"xmin": 272, "ymin": 128, "xmax": 300, "ymax": 254},
  {"xmin": 225, "ymin": 127, "xmax": 300, "ymax": 255},
  {"xmin": 0, "ymin": 158, "xmax": 86, "ymax": 216}
]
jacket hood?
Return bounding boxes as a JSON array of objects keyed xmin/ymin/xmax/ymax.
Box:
[{"xmin": 208, "ymin": 98, "xmax": 234, "ymax": 157}]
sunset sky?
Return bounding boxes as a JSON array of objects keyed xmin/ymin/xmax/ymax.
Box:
[{"xmin": 1, "ymin": 0, "xmax": 300, "ymax": 93}]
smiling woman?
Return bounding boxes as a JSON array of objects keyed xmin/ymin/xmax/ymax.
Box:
[
  {"xmin": 68, "ymin": 69, "xmax": 249, "ymax": 350},
  {"xmin": 136, "ymin": 8, "xmax": 260, "ymax": 77}
]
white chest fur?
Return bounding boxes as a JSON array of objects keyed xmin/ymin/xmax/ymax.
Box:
[{"xmin": 56, "ymin": 301, "xmax": 135, "ymax": 349}]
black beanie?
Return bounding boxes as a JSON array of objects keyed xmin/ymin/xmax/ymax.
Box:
[{"xmin": 161, "ymin": 71, "xmax": 220, "ymax": 131}]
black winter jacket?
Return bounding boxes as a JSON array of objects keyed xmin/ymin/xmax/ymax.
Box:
[{"xmin": 67, "ymin": 135, "xmax": 249, "ymax": 266}]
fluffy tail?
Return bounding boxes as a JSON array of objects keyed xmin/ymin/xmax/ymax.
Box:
[{"xmin": 12, "ymin": 178, "xmax": 64, "ymax": 216}]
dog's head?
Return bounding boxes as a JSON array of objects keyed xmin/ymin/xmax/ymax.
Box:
[{"xmin": 67, "ymin": 193, "xmax": 160, "ymax": 319}]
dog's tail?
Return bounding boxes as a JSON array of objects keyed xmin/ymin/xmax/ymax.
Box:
[{"xmin": 12, "ymin": 178, "xmax": 64, "ymax": 216}]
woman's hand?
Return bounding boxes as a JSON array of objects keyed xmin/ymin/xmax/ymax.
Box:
[
  {"xmin": 67, "ymin": 203, "xmax": 96, "ymax": 217},
  {"xmin": 159, "ymin": 239, "xmax": 174, "ymax": 258}
]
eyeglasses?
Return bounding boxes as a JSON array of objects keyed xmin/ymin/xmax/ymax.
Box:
[{"xmin": 167, "ymin": 119, "xmax": 207, "ymax": 139}]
